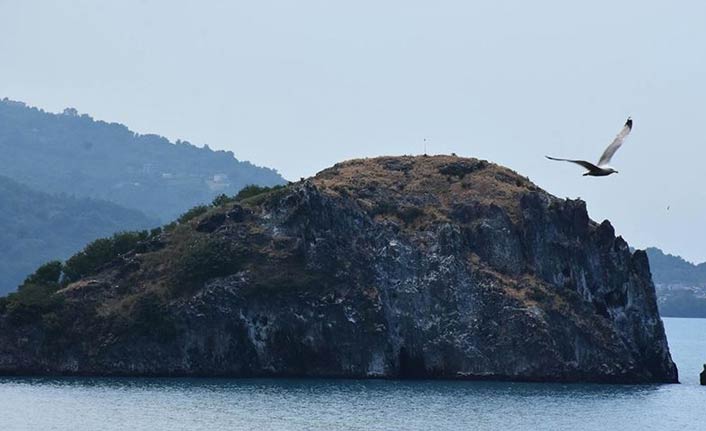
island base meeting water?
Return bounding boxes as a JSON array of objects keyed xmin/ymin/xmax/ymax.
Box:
[{"xmin": 0, "ymin": 317, "xmax": 703, "ymax": 431}]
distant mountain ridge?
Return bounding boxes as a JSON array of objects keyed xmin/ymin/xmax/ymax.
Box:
[
  {"xmin": 645, "ymin": 247, "xmax": 706, "ymax": 287},
  {"xmin": 0, "ymin": 98, "xmax": 286, "ymax": 221},
  {"xmin": 0, "ymin": 174, "xmax": 158, "ymax": 293},
  {"xmin": 645, "ymin": 247, "xmax": 706, "ymax": 318}
]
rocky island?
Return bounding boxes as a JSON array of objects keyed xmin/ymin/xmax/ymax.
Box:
[{"xmin": 0, "ymin": 156, "xmax": 678, "ymax": 383}]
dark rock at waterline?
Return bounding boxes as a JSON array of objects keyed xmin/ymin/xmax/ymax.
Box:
[{"xmin": 0, "ymin": 156, "xmax": 678, "ymax": 383}]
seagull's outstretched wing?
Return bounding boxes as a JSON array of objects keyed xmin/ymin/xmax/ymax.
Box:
[
  {"xmin": 597, "ymin": 117, "xmax": 632, "ymax": 166},
  {"xmin": 545, "ymin": 156, "xmax": 601, "ymax": 172}
]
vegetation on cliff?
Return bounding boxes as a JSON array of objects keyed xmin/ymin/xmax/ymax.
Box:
[{"xmin": 0, "ymin": 98, "xmax": 287, "ymax": 292}]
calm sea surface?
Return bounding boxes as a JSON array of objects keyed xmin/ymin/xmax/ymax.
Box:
[{"xmin": 0, "ymin": 317, "xmax": 703, "ymax": 431}]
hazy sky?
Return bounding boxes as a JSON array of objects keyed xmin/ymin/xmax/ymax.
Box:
[{"xmin": 1, "ymin": 1, "xmax": 705, "ymax": 262}]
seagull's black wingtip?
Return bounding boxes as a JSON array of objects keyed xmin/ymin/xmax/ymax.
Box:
[{"xmin": 626, "ymin": 117, "xmax": 633, "ymax": 129}]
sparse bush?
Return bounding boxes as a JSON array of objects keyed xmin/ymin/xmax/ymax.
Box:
[
  {"xmin": 177, "ymin": 205, "xmax": 209, "ymax": 224},
  {"xmin": 235, "ymin": 184, "xmax": 284, "ymax": 201},
  {"xmin": 129, "ymin": 293, "xmax": 177, "ymax": 339},
  {"xmin": 63, "ymin": 231, "xmax": 149, "ymax": 282},
  {"xmin": 0, "ymin": 261, "xmax": 65, "ymax": 322},
  {"xmin": 171, "ymin": 238, "xmax": 244, "ymax": 294},
  {"xmin": 4, "ymin": 284, "xmax": 63, "ymax": 323},
  {"xmin": 397, "ymin": 206, "xmax": 424, "ymax": 224},
  {"xmin": 23, "ymin": 261, "xmax": 63, "ymax": 285},
  {"xmin": 371, "ymin": 202, "xmax": 424, "ymax": 224},
  {"xmin": 527, "ymin": 287, "xmax": 550, "ymax": 303},
  {"xmin": 370, "ymin": 201, "xmax": 396, "ymax": 217},
  {"xmin": 211, "ymin": 193, "xmax": 235, "ymax": 207}
]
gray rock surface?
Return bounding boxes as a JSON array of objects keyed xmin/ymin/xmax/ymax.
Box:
[{"xmin": 0, "ymin": 156, "xmax": 678, "ymax": 383}]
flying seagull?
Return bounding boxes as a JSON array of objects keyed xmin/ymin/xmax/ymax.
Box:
[{"xmin": 546, "ymin": 117, "xmax": 633, "ymax": 176}]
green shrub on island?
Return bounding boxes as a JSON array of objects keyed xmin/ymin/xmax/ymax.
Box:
[
  {"xmin": 177, "ymin": 205, "xmax": 209, "ymax": 224},
  {"xmin": 171, "ymin": 238, "xmax": 244, "ymax": 294},
  {"xmin": 0, "ymin": 261, "xmax": 65, "ymax": 324},
  {"xmin": 176, "ymin": 185, "xmax": 287, "ymax": 228},
  {"xmin": 235, "ymin": 184, "xmax": 285, "ymax": 202},
  {"xmin": 23, "ymin": 261, "xmax": 63, "ymax": 286},
  {"xmin": 211, "ymin": 193, "xmax": 236, "ymax": 207},
  {"xmin": 63, "ymin": 231, "xmax": 151, "ymax": 283}
]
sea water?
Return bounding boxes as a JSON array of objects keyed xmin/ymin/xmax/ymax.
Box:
[{"xmin": 0, "ymin": 318, "xmax": 703, "ymax": 431}]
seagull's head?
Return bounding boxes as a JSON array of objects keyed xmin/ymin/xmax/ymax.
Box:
[{"xmin": 608, "ymin": 168, "xmax": 619, "ymax": 175}]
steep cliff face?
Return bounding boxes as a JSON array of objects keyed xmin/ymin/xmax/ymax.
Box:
[{"xmin": 0, "ymin": 156, "xmax": 677, "ymax": 383}]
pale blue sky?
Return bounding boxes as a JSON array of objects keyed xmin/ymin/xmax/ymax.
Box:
[{"xmin": 1, "ymin": 1, "xmax": 705, "ymax": 262}]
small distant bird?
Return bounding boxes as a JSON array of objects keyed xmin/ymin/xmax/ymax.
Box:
[{"xmin": 546, "ymin": 117, "xmax": 633, "ymax": 176}]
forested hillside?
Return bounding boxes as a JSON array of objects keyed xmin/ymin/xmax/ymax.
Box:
[{"xmin": 0, "ymin": 99, "xmax": 285, "ymax": 221}]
